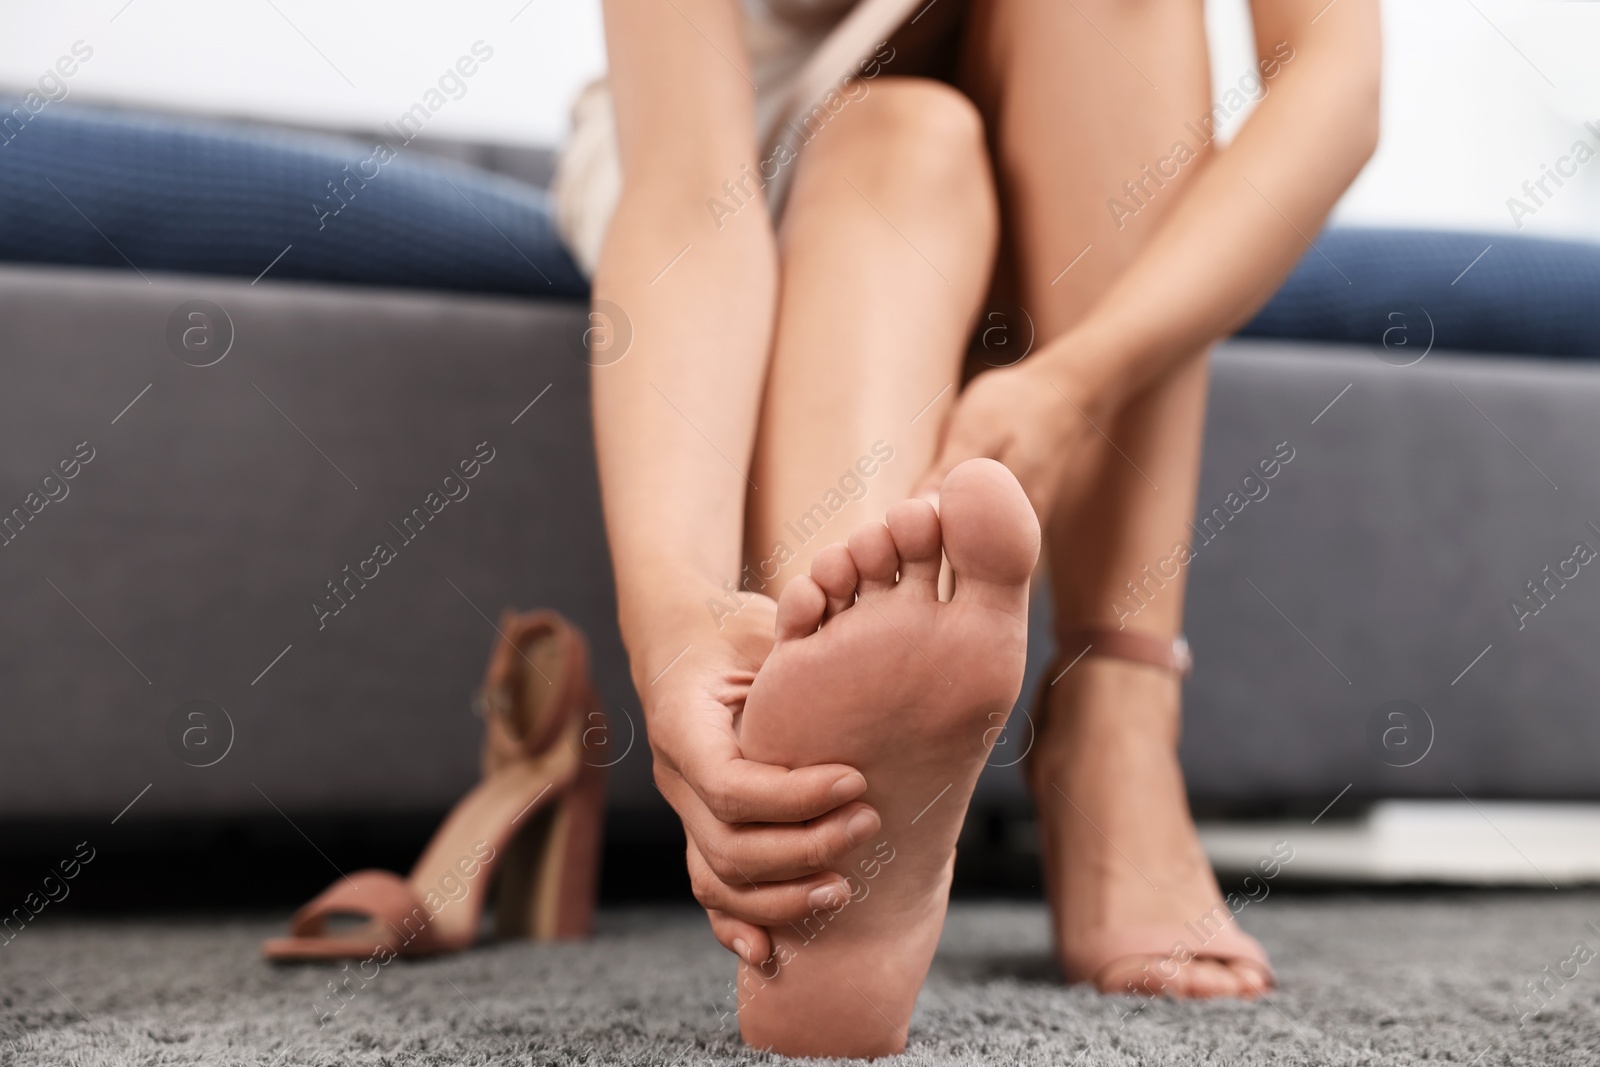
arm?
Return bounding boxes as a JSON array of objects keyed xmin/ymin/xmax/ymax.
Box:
[
  {"xmin": 594, "ymin": 0, "xmax": 771, "ymax": 629},
  {"xmin": 919, "ymin": 0, "xmax": 1381, "ymax": 512},
  {"xmin": 594, "ymin": 0, "xmax": 876, "ymax": 964},
  {"xmin": 1067, "ymin": 0, "xmax": 1382, "ymax": 402}
]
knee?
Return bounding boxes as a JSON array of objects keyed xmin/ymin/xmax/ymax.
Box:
[
  {"xmin": 812, "ymin": 78, "xmax": 994, "ymax": 214},
  {"xmin": 845, "ymin": 78, "xmax": 986, "ymax": 157}
]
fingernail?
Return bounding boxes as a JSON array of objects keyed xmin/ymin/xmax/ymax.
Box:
[
  {"xmin": 732, "ymin": 938, "xmax": 752, "ymax": 963},
  {"xmin": 830, "ymin": 772, "xmax": 867, "ymax": 804},
  {"xmin": 807, "ymin": 882, "xmax": 848, "ymax": 911},
  {"xmin": 845, "ymin": 808, "xmax": 879, "ymax": 846}
]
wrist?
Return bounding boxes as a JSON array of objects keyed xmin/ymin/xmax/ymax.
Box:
[
  {"xmin": 622, "ymin": 615, "xmax": 702, "ymax": 699},
  {"xmin": 1036, "ymin": 321, "xmax": 1127, "ymax": 419},
  {"xmin": 619, "ymin": 584, "xmax": 716, "ymax": 657},
  {"xmin": 617, "ymin": 570, "xmax": 757, "ymax": 673}
]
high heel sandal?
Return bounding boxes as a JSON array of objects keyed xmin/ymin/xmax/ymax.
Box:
[
  {"xmin": 1028, "ymin": 627, "xmax": 1276, "ymax": 989},
  {"xmin": 262, "ymin": 610, "xmax": 606, "ymax": 961}
]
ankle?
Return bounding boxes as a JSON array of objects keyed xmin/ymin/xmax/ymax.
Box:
[{"xmin": 1040, "ymin": 656, "xmax": 1183, "ymax": 747}]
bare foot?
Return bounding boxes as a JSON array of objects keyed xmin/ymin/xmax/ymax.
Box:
[
  {"xmin": 733, "ymin": 459, "xmax": 1039, "ymax": 1058},
  {"xmin": 1031, "ymin": 656, "xmax": 1274, "ymax": 998}
]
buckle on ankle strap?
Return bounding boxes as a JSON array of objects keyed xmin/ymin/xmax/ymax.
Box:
[
  {"xmin": 472, "ymin": 685, "xmax": 514, "ymax": 720},
  {"xmin": 1063, "ymin": 629, "xmax": 1193, "ymax": 676}
]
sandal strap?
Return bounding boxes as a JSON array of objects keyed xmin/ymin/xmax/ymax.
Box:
[
  {"xmin": 1060, "ymin": 628, "xmax": 1193, "ymax": 677},
  {"xmin": 1064, "ymin": 922, "xmax": 1276, "ymax": 987},
  {"xmin": 1024, "ymin": 631, "xmax": 1192, "ymax": 777},
  {"xmin": 477, "ymin": 610, "xmax": 590, "ymax": 766},
  {"xmin": 287, "ymin": 869, "xmax": 442, "ymax": 953}
]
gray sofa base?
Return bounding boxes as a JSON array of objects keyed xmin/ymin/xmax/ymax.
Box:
[{"xmin": 2, "ymin": 264, "xmax": 1595, "ymax": 836}]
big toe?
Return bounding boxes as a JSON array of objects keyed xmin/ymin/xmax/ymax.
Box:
[
  {"xmin": 939, "ymin": 459, "xmax": 1039, "ymax": 608},
  {"xmin": 1100, "ymin": 957, "xmax": 1261, "ymax": 1000},
  {"xmin": 1167, "ymin": 959, "xmax": 1248, "ymax": 999}
]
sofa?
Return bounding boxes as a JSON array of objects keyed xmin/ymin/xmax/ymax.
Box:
[{"xmin": 3, "ymin": 110, "xmax": 1598, "ymax": 892}]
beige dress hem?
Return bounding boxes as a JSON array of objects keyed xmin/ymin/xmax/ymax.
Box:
[{"xmin": 551, "ymin": 0, "xmax": 927, "ymax": 277}]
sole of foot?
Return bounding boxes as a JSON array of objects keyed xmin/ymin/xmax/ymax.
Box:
[
  {"xmin": 733, "ymin": 458, "xmax": 1040, "ymax": 1058},
  {"xmin": 1030, "ymin": 655, "xmax": 1274, "ymax": 999}
]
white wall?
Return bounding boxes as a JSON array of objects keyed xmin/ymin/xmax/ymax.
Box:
[
  {"xmin": 3, "ymin": 0, "xmax": 1599, "ymax": 241},
  {"xmin": 0, "ymin": 0, "xmax": 608, "ymax": 145},
  {"xmin": 1206, "ymin": 0, "xmax": 1600, "ymax": 240}
]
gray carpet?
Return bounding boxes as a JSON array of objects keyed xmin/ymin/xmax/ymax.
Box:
[{"xmin": 2, "ymin": 895, "xmax": 1597, "ymax": 1065}]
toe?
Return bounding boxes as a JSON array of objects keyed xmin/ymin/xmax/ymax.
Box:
[
  {"xmin": 883, "ymin": 499, "xmax": 941, "ymax": 596},
  {"xmin": 774, "ymin": 575, "xmax": 826, "ymax": 642},
  {"xmin": 1094, "ymin": 955, "xmax": 1257, "ymax": 1000},
  {"xmin": 1125, "ymin": 958, "xmax": 1258, "ymax": 1000},
  {"xmin": 1229, "ymin": 960, "xmax": 1274, "ymax": 998},
  {"xmin": 845, "ymin": 521, "xmax": 899, "ymax": 594},
  {"xmin": 810, "ymin": 543, "xmax": 859, "ymax": 619},
  {"xmin": 940, "ymin": 459, "xmax": 1039, "ymax": 612},
  {"xmin": 1095, "ymin": 957, "xmax": 1157, "ymax": 996},
  {"xmin": 1172, "ymin": 959, "xmax": 1240, "ymax": 999}
]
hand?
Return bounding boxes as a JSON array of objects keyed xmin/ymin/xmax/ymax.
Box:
[
  {"xmin": 915, "ymin": 350, "xmax": 1110, "ymax": 521},
  {"xmin": 636, "ymin": 599, "xmax": 882, "ymax": 966}
]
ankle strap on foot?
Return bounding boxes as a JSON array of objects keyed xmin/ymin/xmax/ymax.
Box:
[{"xmin": 1060, "ymin": 628, "xmax": 1193, "ymax": 676}]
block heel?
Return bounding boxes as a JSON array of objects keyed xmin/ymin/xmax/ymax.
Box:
[{"xmin": 494, "ymin": 725, "xmax": 607, "ymax": 940}]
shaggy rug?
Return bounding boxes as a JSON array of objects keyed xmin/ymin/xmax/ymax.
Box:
[{"xmin": 2, "ymin": 894, "xmax": 1597, "ymax": 1065}]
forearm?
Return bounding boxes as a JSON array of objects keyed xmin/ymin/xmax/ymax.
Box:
[
  {"xmin": 1056, "ymin": 15, "xmax": 1381, "ymax": 408},
  {"xmin": 591, "ymin": 180, "xmax": 778, "ymax": 664}
]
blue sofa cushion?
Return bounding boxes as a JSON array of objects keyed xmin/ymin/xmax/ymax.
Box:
[
  {"xmin": 5, "ymin": 101, "xmax": 1597, "ymax": 362},
  {"xmin": 1242, "ymin": 227, "xmax": 1600, "ymax": 360},
  {"xmin": 0, "ymin": 102, "xmax": 588, "ymax": 297}
]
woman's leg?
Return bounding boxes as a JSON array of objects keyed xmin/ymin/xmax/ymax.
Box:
[
  {"xmin": 962, "ymin": 0, "xmax": 1269, "ymax": 996},
  {"xmin": 742, "ymin": 78, "xmax": 997, "ymax": 597},
  {"xmin": 728, "ymin": 78, "xmax": 1020, "ymax": 1057}
]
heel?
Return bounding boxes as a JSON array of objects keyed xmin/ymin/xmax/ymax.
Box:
[
  {"xmin": 494, "ymin": 716, "xmax": 607, "ymax": 940},
  {"xmin": 263, "ymin": 608, "xmax": 605, "ymax": 962}
]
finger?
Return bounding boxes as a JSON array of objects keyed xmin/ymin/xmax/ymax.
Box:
[
  {"xmin": 1012, "ymin": 453, "xmax": 1061, "ymax": 525},
  {"xmin": 660, "ymin": 766, "xmax": 879, "ymax": 884},
  {"xmin": 706, "ymin": 907, "xmax": 771, "ymax": 967},
  {"xmin": 915, "ymin": 417, "xmax": 998, "ymax": 506},
  {"xmin": 680, "ymin": 750, "xmax": 869, "ymax": 824},
  {"xmin": 683, "ymin": 800, "xmax": 882, "ymax": 884},
  {"xmin": 911, "ymin": 424, "xmax": 962, "ymax": 505},
  {"xmin": 912, "ymin": 450, "xmax": 955, "ymax": 506},
  {"xmin": 689, "ymin": 844, "xmax": 855, "ymax": 926}
]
